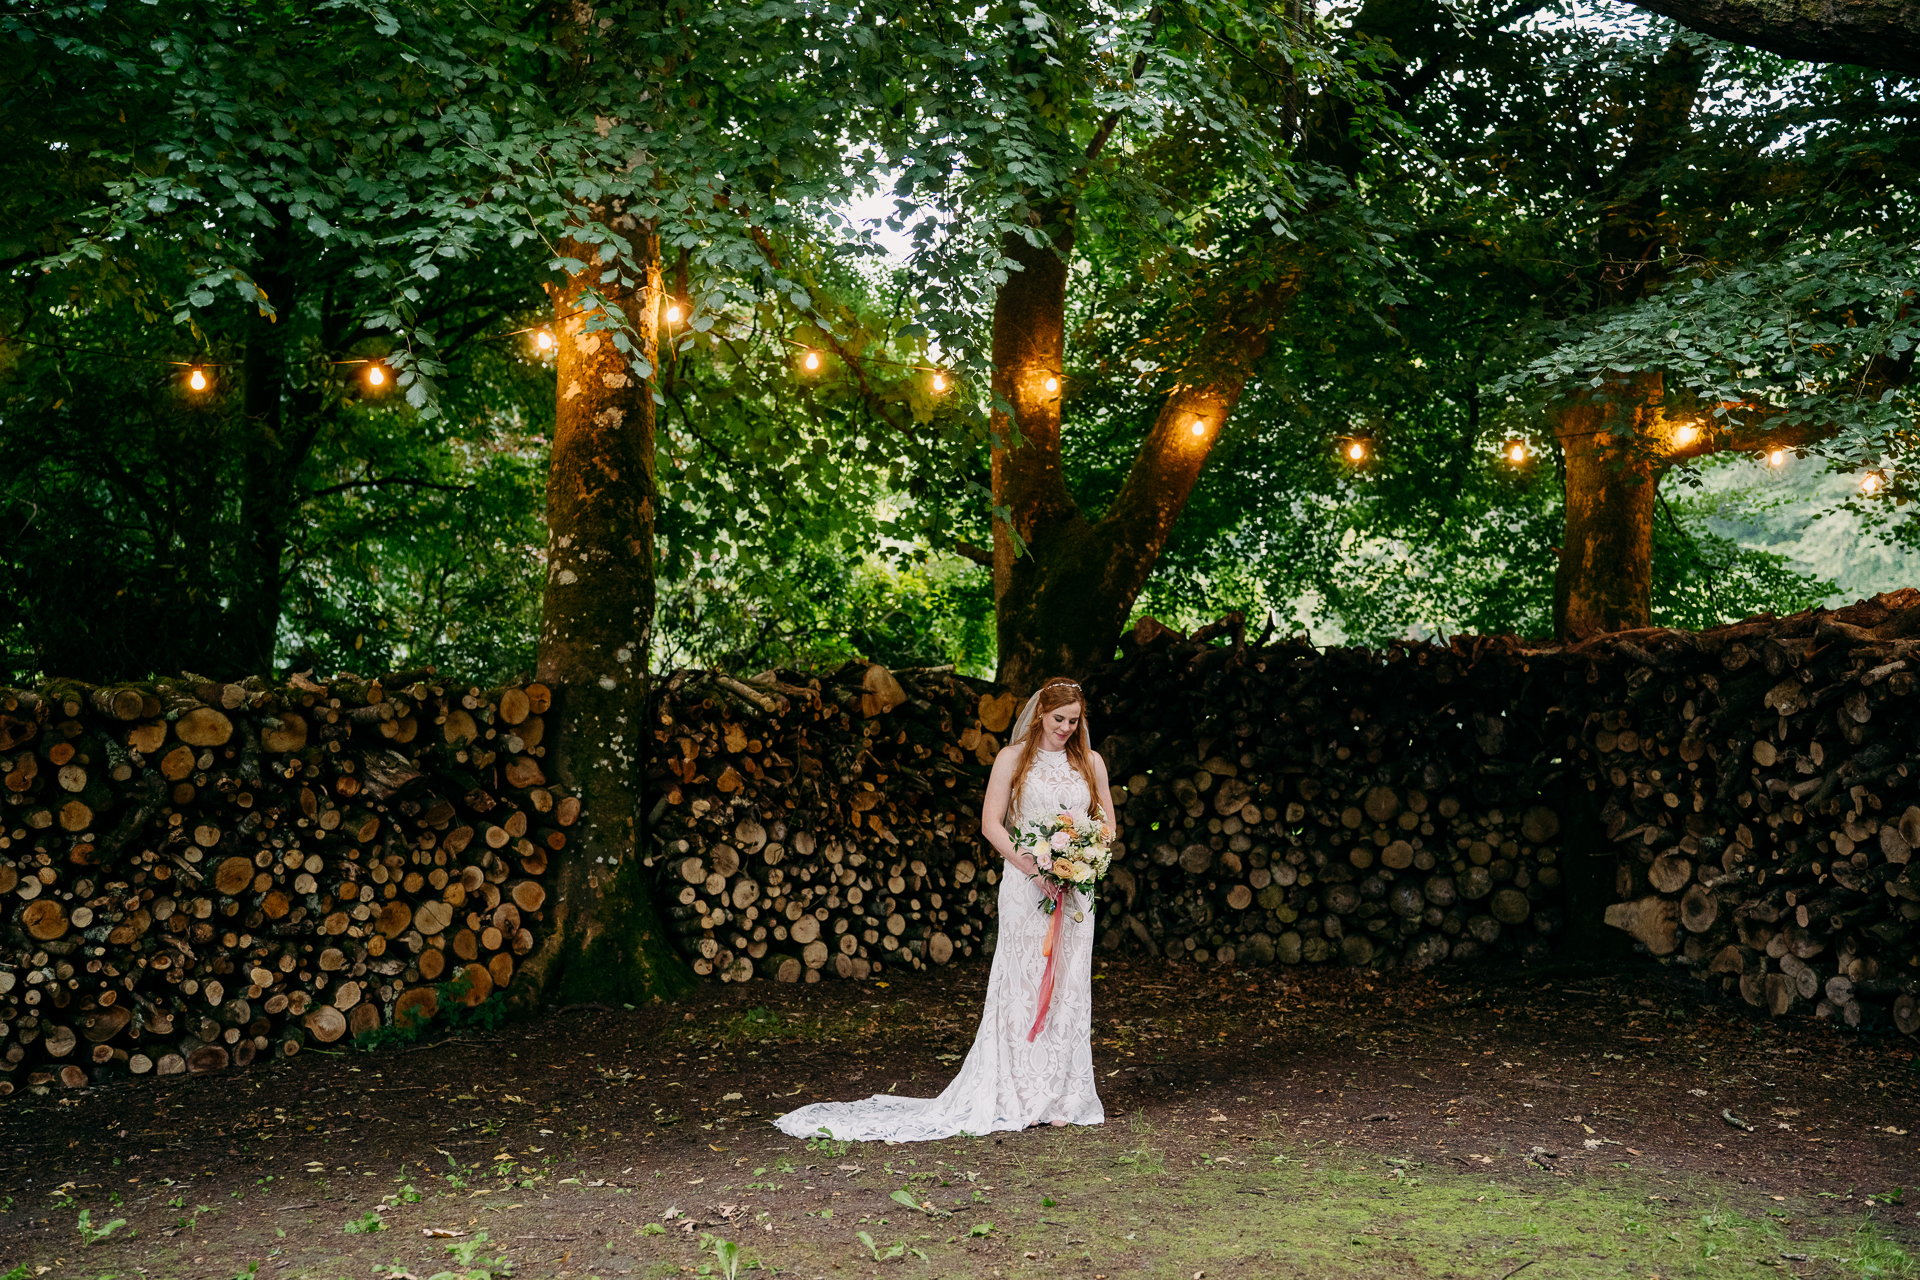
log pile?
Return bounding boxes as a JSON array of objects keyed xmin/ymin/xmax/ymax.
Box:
[
  {"xmin": 642, "ymin": 594, "xmax": 1917, "ymax": 1042},
  {"xmin": 1550, "ymin": 591, "xmax": 1920, "ymax": 1037},
  {"xmin": 642, "ymin": 664, "xmax": 1004, "ymax": 984},
  {"xmin": 1083, "ymin": 616, "xmax": 1568, "ymax": 974},
  {"xmin": 1, "ymin": 671, "xmax": 570, "ymax": 1093},
  {"xmin": 12, "ymin": 587, "xmax": 1916, "ymax": 1100},
  {"xmin": 643, "ymin": 622, "xmax": 1575, "ymax": 986}
]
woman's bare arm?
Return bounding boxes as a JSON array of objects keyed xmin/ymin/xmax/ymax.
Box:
[
  {"xmin": 980, "ymin": 747, "xmax": 1044, "ymax": 877},
  {"xmin": 1091, "ymin": 751, "xmax": 1115, "ymax": 839}
]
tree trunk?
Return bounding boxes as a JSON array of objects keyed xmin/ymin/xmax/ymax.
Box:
[
  {"xmin": 1619, "ymin": 0, "xmax": 1919, "ymax": 75},
  {"xmin": 1549, "ymin": 42, "xmax": 1704, "ymax": 642},
  {"xmin": 521, "ymin": 220, "xmax": 690, "ymax": 1004},
  {"xmin": 234, "ymin": 251, "xmax": 313, "ymax": 677},
  {"xmin": 989, "ymin": 214, "xmax": 1079, "ymax": 694},
  {"xmin": 1552, "ymin": 372, "xmax": 1666, "ymax": 639},
  {"xmin": 994, "ymin": 378, "xmax": 1261, "ymax": 693},
  {"xmin": 990, "ymin": 220, "xmax": 1290, "ymax": 693}
]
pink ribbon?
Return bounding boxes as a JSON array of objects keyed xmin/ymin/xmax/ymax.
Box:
[{"xmin": 1027, "ymin": 883, "xmax": 1067, "ymax": 1042}]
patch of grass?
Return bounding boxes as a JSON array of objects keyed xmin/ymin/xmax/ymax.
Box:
[
  {"xmin": 805, "ymin": 1128, "xmax": 855, "ymax": 1159},
  {"xmin": 1843, "ymin": 1222, "xmax": 1918, "ymax": 1279},
  {"xmin": 436, "ymin": 1228, "xmax": 513, "ymax": 1279},
  {"xmin": 856, "ymin": 1229, "xmax": 926, "ymax": 1262},
  {"xmin": 702, "ymin": 1234, "xmax": 743, "ymax": 1280},
  {"xmin": 1121, "ymin": 1143, "xmax": 1159, "ymax": 1182},
  {"xmin": 670, "ymin": 1004, "xmax": 876, "ymax": 1048},
  {"xmin": 1111, "ymin": 1124, "xmax": 1166, "ymax": 1178},
  {"xmin": 76, "ymin": 1208, "xmax": 128, "ymax": 1244}
]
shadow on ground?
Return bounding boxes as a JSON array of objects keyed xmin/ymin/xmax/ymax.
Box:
[{"xmin": 1, "ymin": 958, "xmax": 1915, "ymax": 1279}]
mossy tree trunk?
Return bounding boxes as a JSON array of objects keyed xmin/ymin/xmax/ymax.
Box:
[
  {"xmin": 1549, "ymin": 41, "xmax": 1704, "ymax": 640},
  {"xmin": 1551, "ymin": 372, "xmax": 1668, "ymax": 638},
  {"xmin": 989, "ymin": 219, "xmax": 1291, "ymax": 694},
  {"xmin": 522, "ymin": 219, "xmax": 691, "ymax": 1005}
]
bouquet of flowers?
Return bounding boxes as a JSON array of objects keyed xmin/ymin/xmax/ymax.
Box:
[
  {"xmin": 1015, "ymin": 811, "xmax": 1114, "ymax": 914},
  {"xmin": 1014, "ymin": 811, "xmax": 1112, "ymax": 1042}
]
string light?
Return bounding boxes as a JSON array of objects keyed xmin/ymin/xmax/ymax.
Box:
[
  {"xmin": 802, "ymin": 350, "xmax": 821, "ymax": 371},
  {"xmin": 186, "ymin": 367, "xmax": 209, "ymax": 392},
  {"xmin": 1346, "ymin": 440, "xmax": 1368, "ymax": 463},
  {"xmin": 1767, "ymin": 448, "xmax": 1786, "ymax": 467},
  {"xmin": 1505, "ymin": 440, "xmax": 1528, "ymax": 463},
  {"xmin": 366, "ymin": 364, "xmax": 387, "ymax": 388},
  {"xmin": 931, "ymin": 372, "xmax": 948, "ymax": 392},
  {"xmin": 1044, "ymin": 375, "xmax": 1060, "ymax": 393},
  {"xmin": 665, "ymin": 303, "xmax": 683, "ymax": 324},
  {"xmin": 534, "ymin": 330, "xmax": 555, "ymax": 353},
  {"xmin": 1673, "ymin": 422, "xmax": 1699, "ymax": 447},
  {"xmin": 1862, "ymin": 471, "xmax": 1883, "ymax": 495},
  {"xmin": 1189, "ymin": 419, "xmax": 1206, "ymax": 437}
]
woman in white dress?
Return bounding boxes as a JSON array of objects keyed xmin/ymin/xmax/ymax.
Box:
[{"xmin": 774, "ymin": 678, "xmax": 1111, "ymax": 1142}]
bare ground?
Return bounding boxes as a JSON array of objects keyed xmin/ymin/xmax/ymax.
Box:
[{"xmin": 2, "ymin": 957, "xmax": 1915, "ymax": 1280}]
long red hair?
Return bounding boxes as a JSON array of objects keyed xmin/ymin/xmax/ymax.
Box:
[{"xmin": 1008, "ymin": 678, "xmax": 1103, "ymax": 824}]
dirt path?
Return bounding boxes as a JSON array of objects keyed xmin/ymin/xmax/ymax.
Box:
[{"xmin": 1, "ymin": 959, "xmax": 1914, "ymax": 1279}]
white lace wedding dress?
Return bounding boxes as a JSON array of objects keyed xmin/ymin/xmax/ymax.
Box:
[{"xmin": 773, "ymin": 748, "xmax": 1105, "ymax": 1142}]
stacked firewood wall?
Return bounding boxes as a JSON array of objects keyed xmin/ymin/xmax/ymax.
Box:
[
  {"xmin": 645, "ymin": 621, "xmax": 1574, "ymax": 985},
  {"xmin": 642, "ymin": 665, "xmax": 1007, "ymax": 984},
  {"xmin": 1555, "ymin": 591, "xmax": 1920, "ymax": 1037},
  {"xmin": 10, "ymin": 588, "xmax": 1915, "ymax": 1102},
  {"xmin": 1, "ymin": 672, "xmax": 571, "ymax": 1093},
  {"xmin": 645, "ymin": 597, "xmax": 1918, "ymax": 1041},
  {"xmin": 1082, "ymin": 617, "xmax": 1569, "ymax": 973}
]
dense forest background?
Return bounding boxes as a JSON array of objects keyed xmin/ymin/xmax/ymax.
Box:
[{"xmin": 3, "ymin": 0, "xmax": 1915, "ymax": 685}]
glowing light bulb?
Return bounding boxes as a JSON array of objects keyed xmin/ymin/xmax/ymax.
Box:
[
  {"xmin": 1044, "ymin": 375, "xmax": 1060, "ymax": 393},
  {"xmin": 1507, "ymin": 441, "xmax": 1527, "ymax": 463},
  {"xmin": 534, "ymin": 330, "xmax": 555, "ymax": 352},
  {"xmin": 665, "ymin": 303, "xmax": 683, "ymax": 323},
  {"xmin": 803, "ymin": 350, "xmax": 821, "ymax": 371},
  {"xmin": 187, "ymin": 368, "xmax": 208, "ymax": 392},
  {"xmin": 1673, "ymin": 422, "xmax": 1698, "ymax": 447},
  {"xmin": 1862, "ymin": 472, "xmax": 1882, "ymax": 494},
  {"xmin": 1767, "ymin": 448, "xmax": 1786, "ymax": 467},
  {"xmin": 367, "ymin": 365, "xmax": 386, "ymax": 387},
  {"xmin": 931, "ymin": 373, "xmax": 947, "ymax": 392},
  {"xmin": 1189, "ymin": 419, "xmax": 1206, "ymax": 437},
  {"xmin": 1347, "ymin": 441, "xmax": 1367, "ymax": 462}
]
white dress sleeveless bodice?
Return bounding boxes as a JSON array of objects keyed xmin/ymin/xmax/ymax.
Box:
[{"xmin": 773, "ymin": 748, "xmax": 1105, "ymax": 1141}]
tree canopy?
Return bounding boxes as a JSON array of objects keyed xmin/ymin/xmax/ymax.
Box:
[{"xmin": 3, "ymin": 0, "xmax": 1916, "ymax": 683}]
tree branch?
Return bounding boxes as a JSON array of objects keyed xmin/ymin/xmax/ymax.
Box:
[
  {"xmin": 953, "ymin": 541, "xmax": 993, "ymax": 567},
  {"xmin": 1085, "ymin": 7, "xmax": 1162, "ymax": 164},
  {"xmin": 1615, "ymin": 0, "xmax": 1920, "ymax": 75},
  {"xmin": 1388, "ymin": 3, "xmax": 1554, "ymax": 109},
  {"xmin": 1097, "ymin": 268, "xmax": 1301, "ymax": 551}
]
